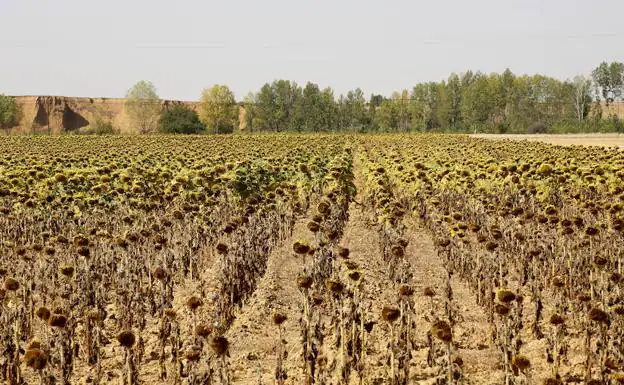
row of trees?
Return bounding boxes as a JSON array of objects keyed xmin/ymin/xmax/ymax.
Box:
[
  {"xmin": 131, "ymin": 60, "xmax": 620, "ymax": 134},
  {"xmin": 241, "ymin": 82, "xmax": 369, "ymax": 132},
  {"xmin": 236, "ymin": 61, "xmax": 623, "ymax": 133},
  {"xmin": 2, "ymin": 61, "xmax": 622, "ymax": 134}
]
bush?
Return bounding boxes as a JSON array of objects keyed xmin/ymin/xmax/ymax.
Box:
[
  {"xmin": 159, "ymin": 105, "xmax": 206, "ymax": 134},
  {"xmin": 608, "ymin": 114, "xmax": 624, "ymax": 133},
  {"xmin": 496, "ymin": 122, "xmax": 510, "ymax": 134},
  {"xmin": 0, "ymin": 95, "xmax": 22, "ymax": 129},
  {"xmin": 526, "ymin": 122, "xmax": 549, "ymax": 134},
  {"xmin": 92, "ymin": 118, "xmax": 116, "ymax": 135},
  {"xmin": 214, "ymin": 122, "xmax": 234, "ymax": 134}
]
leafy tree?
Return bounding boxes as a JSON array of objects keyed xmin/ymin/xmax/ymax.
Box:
[
  {"xmin": 501, "ymin": 74, "xmax": 575, "ymax": 131},
  {"xmin": 592, "ymin": 61, "xmax": 624, "ymax": 103},
  {"xmin": 241, "ymin": 92, "xmax": 259, "ymax": 132},
  {"xmin": 293, "ymin": 82, "xmax": 323, "ymax": 131},
  {"xmin": 256, "ymin": 80, "xmax": 300, "ymax": 132},
  {"xmin": 124, "ymin": 81, "xmax": 161, "ymax": 133},
  {"xmin": 571, "ymin": 75, "xmax": 592, "ymax": 122},
  {"xmin": 320, "ymin": 87, "xmax": 338, "ymax": 131},
  {"xmin": 336, "ymin": 95, "xmax": 348, "ymax": 131},
  {"xmin": 344, "ymin": 88, "xmax": 368, "ymax": 131},
  {"xmin": 0, "ymin": 95, "xmax": 22, "ymax": 129},
  {"xmin": 411, "ymin": 84, "xmax": 440, "ymax": 131},
  {"xmin": 376, "ymin": 99, "xmax": 399, "ymax": 131},
  {"xmin": 290, "ymin": 83, "xmax": 338, "ymax": 131},
  {"xmin": 256, "ymin": 83, "xmax": 277, "ymax": 131},
  {"xmin": 460, "ymin": 70, "xmax": 476, "ymax": 88},
  {"xmin": 159, "ymin": 105, "xmax": 205, "ymax": 134},
  {"xmin": 496, "ymin": 69, "xmax": 516, "ymax": 123},
  {"xmin": 461, "ymin": 72, "xmax": 497, "ymax": 130},
  {"xmin": 367, "ymin": 94, "xmax": 385, "ymax": 131},
  {"xmin": 199, "ymin": 85, "xmax": 238, "ymax": 134},
  {"xmin": 442, "ymin": 73, "xmax": 463, "ymax": 130},
  {"xmin": 533, "ymin": 75, "xmax": 574, "ymax": 124},
  {"xmin": 275, "ymin": 80, "xmax": 301, "ymax": 131},
  {"xmin": 394, "ymin": 90, "xmax": 411, "ymax": 132},
  {"xmin": 508, "ymin": 75, "xmax": 546, "ymax": 130}
]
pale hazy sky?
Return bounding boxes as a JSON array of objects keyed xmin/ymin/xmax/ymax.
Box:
[{"xmin": 1, "ymin": 0, "xmax": 623, "ymax": 100}]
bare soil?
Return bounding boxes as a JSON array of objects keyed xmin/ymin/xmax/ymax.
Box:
[{"xmin": 223, "ymin": 167, "xmax": 503, "ymax": 384}]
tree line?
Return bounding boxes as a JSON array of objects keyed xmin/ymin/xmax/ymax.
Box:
[
  {"xmin": 2, "ymin": 61, "xmax": 623, "ymax": 134},
  {"xmin": 239, "ymin": 61, "xmax": 624, "ymax": 134},
  {"xmin": 178, "ymin": 60, "xmax": 623, "ymax": 134}
]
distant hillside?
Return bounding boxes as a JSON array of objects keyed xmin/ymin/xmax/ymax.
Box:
[{"xmin": 11, "ymin": 96, "xmax": 198, "ymax": 134}]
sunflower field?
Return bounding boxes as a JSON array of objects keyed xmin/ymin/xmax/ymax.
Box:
[{"xmin": 0, "ymin": 134, "xmax": 623, "ymax": 385}]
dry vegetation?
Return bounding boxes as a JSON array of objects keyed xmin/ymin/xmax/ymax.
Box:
[
  {"xmin": 472, "ymin": 133, "xmax": 624, "ymax": 148},
  {"xmin": 0, "ymin": 134, "xmax": 623, "ymax": 385}
]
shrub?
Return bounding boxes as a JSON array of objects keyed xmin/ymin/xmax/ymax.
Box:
[
  {"xmin": 496, "ymin": 122, "xmax": 510, "ymax": 134},
  {"xmin": 214, "ymin": 121, "xmax": 234, "ymax": 134},
  {"xmin": 607, "ymin": 114, "xmax": 624, "ymax": 133},
  {"xmin": 0, "ymin": 95, "xmax": 22, "ymax": 129},
  {"xmin": 92, "ymin": 119, "xmax": 116, "ymax": 135},
  {"xmin": 526, "ymin": 122, "xmax": 549, "ymax": 134},
  {"xmin": 159, "ymin": 105, "xmax": 206, "ymax": 134},
  {"xmin": 80, "ymin": 114, "xmax": 116, "ymax": 135}
]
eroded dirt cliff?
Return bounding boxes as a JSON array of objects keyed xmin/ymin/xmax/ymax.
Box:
[{"xmin": 13, "ymin": 96, "xmax": 197, "ymax": 133}]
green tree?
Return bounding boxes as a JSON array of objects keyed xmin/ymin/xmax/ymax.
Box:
[
  {"xmin": 255, "ymin": 80, "xmax": 300, "ymax": 132},
  {"xmin": 504, "ymin": 74, "xmax": 573, "ymax": 132},
  {"xmin": 497, "ymin": 69, "xmax": 516, "ymax": 124},
  {"xmin": 367, "ymin": 94, "xmax": 384, "ymax": 131},
  {"xmin": 199, "ymin": 85, "xmax": 237, "ymax": 134},
  {"xmin": 255, "ymin": 83, "xmax": 276, "ymax": 131},
  {"xmin": 320, "ymin": 87, "xmax": 338, "ymax": 131},
  {"xmin": 376, "ymin": 99, "xmax": 399, "ymax": 131},
  {"xmin": 159, "ymin": 105, "xmax": 205, "ymax": 134},
  {"xmin": 461, "ymin": 72, "xmax": 497, "ymax": 131},
  {"xmin": 443, "ymin": 73, "xmax": 463, "ymax": 130},
  {"xmin": 460, "ymin": 70, "xmax": 476, "ymax": 88},
  {"xmin": 242, "ymin": 92, "xmax": 259, "ymax": 132},
  {"xmin": 0, "ymin": 95, "xmax": 22, "ymax": 129},
  {"xmin": 275, "ymin": 80, "xmax": 301, "ymax": 131},
  {"xmin": 336, "ymin": 95, "xmax": 348, "ymax": 131},
  {"xmin": 344, "ymin": 88, "xmax": 368, "ymax": 131},
  {"xmin": 592, "ymin": 61, "xmax": 624, "ymax": 103},
  {"xmin": 394, "ymin": 90, "xmax": 411, "ymax": 132},
  {"xmin": 290, "ymin": 83, "xmax": 338, "ymax": 131},
  {"xmin": 411, "ymin": 84, "xmax": 439, "ymax": 131},
  {"xmin": 124, "ymin": 81, "xmax": 161, "ymax": 133},
  {"xmin": 293, "ymin": 82, "xmax": 322, "ymax": 131},
  {"xmin": 532, "ymin": 75, "xmax": 571, "ymax": 125}
]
